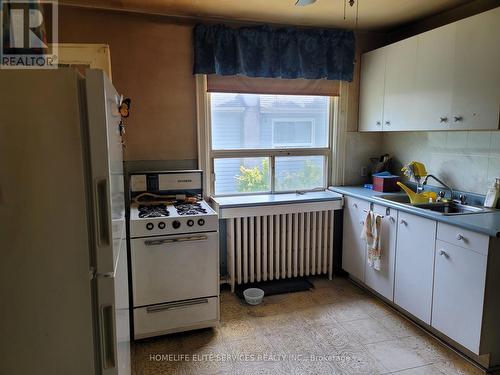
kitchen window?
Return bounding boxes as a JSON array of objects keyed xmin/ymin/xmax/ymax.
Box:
[{"xmin": 207, "ymin": 92, "xmax": 333, "ymax": 196}]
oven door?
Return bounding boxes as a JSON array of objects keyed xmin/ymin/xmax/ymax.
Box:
[{"xmin": 131, "ymin": 232, "xmax": 219, "ymax": 307}]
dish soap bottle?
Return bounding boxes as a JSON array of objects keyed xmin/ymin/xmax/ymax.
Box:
[{"xmin": 484, "ymin": 178, "xmax": 500, "ymax": 208}]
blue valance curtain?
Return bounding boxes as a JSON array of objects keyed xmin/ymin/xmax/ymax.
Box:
[{"xmin": 193, "ymin": 24, "xmax": 356, "ymax": 82}]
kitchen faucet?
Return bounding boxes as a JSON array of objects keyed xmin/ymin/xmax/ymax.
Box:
[{"xmin": 417, "ymin": 174, "xmax": 454, "ymax": 200}]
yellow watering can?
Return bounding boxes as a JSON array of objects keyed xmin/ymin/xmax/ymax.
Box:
[{"xmin": 397, "ymin": 182, "xmax": 437, "ymax": 204}]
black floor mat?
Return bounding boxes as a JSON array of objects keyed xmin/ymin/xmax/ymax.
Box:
[{"xmin": 235, "ymin": 278, "xmax": 314, "ymax": 299}]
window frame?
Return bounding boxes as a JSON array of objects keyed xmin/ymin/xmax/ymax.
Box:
[{"xmin": 196, "ymin": 75, "xmax": 339, "ymax": 198}]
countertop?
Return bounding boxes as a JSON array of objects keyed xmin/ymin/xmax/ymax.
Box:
[
  {"xmin": 329, "ymin": 186, "xmax": 500, "ymax": 238},
  {"xmin": 211, "ymin": 190, "xmax": 343, "ymax": 209}
]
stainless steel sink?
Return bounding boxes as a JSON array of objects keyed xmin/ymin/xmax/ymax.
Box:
[
  {"xmin": 375, "ymin": 194, "xmax": 412, "ymax": 204},
  {"xmin": 413, "ymin": 202, "xmax": 490, "ymax": 215},
  {"xmin": 373, "ymin": 194, "xmax": 492, "ymax": 215}
]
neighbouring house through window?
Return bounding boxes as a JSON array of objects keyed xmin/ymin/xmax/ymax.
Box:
[{"xmin": 209, "ymin": 93, "xmax": 332, "ymax": 196}]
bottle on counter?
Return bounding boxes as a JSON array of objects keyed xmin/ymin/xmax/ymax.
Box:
[{"xmin": 484, "ymin": 178, "xmax": 500, "ymax": 208}]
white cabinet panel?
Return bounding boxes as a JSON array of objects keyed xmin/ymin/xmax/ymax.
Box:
[
  {"xmin": 437, "ymin": 222, "xmax": 489, "ymax": 256},
  {"xmin": 394, "ymin": 212, "xmax": 436, "ymax": 324},
  {"xmin": 342, "ymin": 196, "xmax": 370, "ymax": 281},
  {"xmin": 364, "ymin": 204, "xmax": 397, "ymax": 301},
  {"xmin": 359, "ymin": 48, "xmax": 386, "ymax": 132},
  {"xmin": 451, "ymin": 7, "xmax": 500, "ymax": 130},
  {"xmin": 432, "ymin": 240, "xmax": 487, "ymax": 354},
  {"xmin": 358, "ymin": 8, "xmax": 499, "ymax": 132},
  {"xmin": 382, "ymin": 38, "xmax": 417, "ymax": 131},
  {"xmin": 414, "ymin": 23, "xmax": 456, "ymax": 130}
]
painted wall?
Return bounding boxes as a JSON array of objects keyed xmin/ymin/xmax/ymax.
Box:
[
  {"xmin": 54, "ymin": 6, "xmax": 198, "ymax": 162},
  {"xmin": 344, "ymin": 132, "xmax": 383, "ymax": 186}
]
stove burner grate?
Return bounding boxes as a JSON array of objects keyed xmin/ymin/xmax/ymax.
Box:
[
  {"xmin": 138, "ymin": 204, "xmax": 169, "ymax": 218},
  {"xmin": 175, "ymin": 202, "xmax": 207, "ymax": 216}
]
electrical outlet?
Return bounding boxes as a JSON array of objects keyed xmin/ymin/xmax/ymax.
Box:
[{"xmin": 360, "ymin": 166, "xmax": 368, "ymax": 177}]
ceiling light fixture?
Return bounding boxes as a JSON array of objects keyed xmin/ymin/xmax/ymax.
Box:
[
  {"xmin": 294, "ymin": 0, "xmax": 360, "ymax": 28},
  {"xmin": 295, "ymin": 0, "xmax": 317, "ymax": 6}
]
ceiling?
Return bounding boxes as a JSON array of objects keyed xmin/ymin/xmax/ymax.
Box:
[{"xmin": 59, "ymin": 0, "xmax": 473, "ymax": 31}]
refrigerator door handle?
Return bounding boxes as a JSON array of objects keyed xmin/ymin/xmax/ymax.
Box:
[
  {"xmin": 95, "ymin": 178, "xmax": 111, "ymax": 246},
  {"xmin": 100, "ymin": 304, "xmax": 116, "ymax": 369}
]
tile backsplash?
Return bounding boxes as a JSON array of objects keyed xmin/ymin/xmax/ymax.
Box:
[{"xmin": 382, "ymin": 131, "xmax": 500, "ymax": 195}]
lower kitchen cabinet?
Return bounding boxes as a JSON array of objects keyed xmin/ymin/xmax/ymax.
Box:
[
  {"xmin": 342, "ymin": 196, "xmax": 370, "ymax": 282},
  {"xmin": 432, "ymin": 240, "xmax": 487, "ymax": 354},
  {"xmin": 340, "ymin": 193, "xmax": 500, "ymax": 370},
  {"xmin": 394, "ymin": 212, "xmax": 436, "ymax": 324},
  {"xmin": 364, "ymin": 204, "xmax": 397, "ymax": 301}
]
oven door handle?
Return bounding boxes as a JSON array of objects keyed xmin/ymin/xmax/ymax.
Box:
[
  {"xmin": 144, "ymin": 235, "xmax": 208, "ymax": 246},
  {"xmin": 146, "ymin": 298, "xmax": 209, "ymax": 313}
]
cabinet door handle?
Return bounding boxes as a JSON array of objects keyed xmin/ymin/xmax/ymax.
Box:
[
  {"xmin": 456, "ymin": 234, "xmax": 464, "ymax": 241},
  {"xmin": 400, "ymin": 219, "xmax": 407, "ymax": 225},
  {"xmin": 376, "ymin": 121, "xmax": 381, "ymax": 126},
  {"xmin": 439, "ymin": 117, "xmax": 448, "ymax": 123},
  {"xmin": 385, "ymin": 121, "xmax": 391, "ymax": 126},
  {"xmin": 439, "ymin": 250, "xmax": 449, "ymax": 258},
  {"xmin": 352, "ymin": 203, "xmax": 358, "ymax": 208},
  {"xmin": 453, "ymin": 116, "xmax": 463, "ymax": 122}
]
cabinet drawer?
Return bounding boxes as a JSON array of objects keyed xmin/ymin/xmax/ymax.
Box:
[
  {"xmin": 437, "ymin": 223, "xmax": 489, "ymax": 255},
  {"xmin": 134, "ymin": 297, "xmax": 219, "ymax": 339}
]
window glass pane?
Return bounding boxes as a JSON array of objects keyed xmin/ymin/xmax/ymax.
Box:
[
  {"xmin": 273, "ymin": 120, "xmax": 313, "ymax": 147},
  {"xmin": 214, "ymin": 158, "xmax": 271, "ymax": 195},
  {"xmin": 275, "ymin": 156, "xmax": 325, "ymax": 192},
  {"xmin": 211, "ymin": 93, "xmax": 329, "ymax": 150}
]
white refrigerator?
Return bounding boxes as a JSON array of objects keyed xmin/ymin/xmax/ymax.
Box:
[{"xmin": 0, "ymin": 69, "xmax": 130, "ymax": 375}]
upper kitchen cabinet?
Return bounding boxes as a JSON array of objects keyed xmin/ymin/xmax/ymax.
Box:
[
  {"xmin": 383, "ymin": 37, "xmax": 418, "ymax": 131},
  {"xmin": 451, "ymin": 7, "xmax": 500, "ymax": 130},
  {"xmin": 414, "ymin": 23, "xmax": 456, "ymax": 130},
  {"xmin": 358, "ymin": 7, "xmax": 500, "ymax": 132},
  {"xmin": 358, "ymin": 47, "xmax": 386, "ymax": 132}
]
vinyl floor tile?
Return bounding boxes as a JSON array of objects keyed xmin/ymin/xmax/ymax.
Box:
[{"xmin": 131, "ymin": 277, "xmax": 485, "ymax": 375}]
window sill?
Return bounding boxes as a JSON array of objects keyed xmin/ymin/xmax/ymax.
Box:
[{"xmin": 210, "ymin": 191, "xmax": 343, "ymax": 219}]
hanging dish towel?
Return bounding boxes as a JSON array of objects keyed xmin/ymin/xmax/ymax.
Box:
[{"xmin": 361, "ymin": 211, "xmax": 382, "ymax": 271}]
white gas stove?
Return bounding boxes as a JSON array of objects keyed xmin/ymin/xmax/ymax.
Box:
[
  {"xmin": 128, "ymin": 170, "xmax": 219, "ymax": 340},
  {"xmin": 129, "ymin": 200, "xmax": 218, "ymax": 238}
]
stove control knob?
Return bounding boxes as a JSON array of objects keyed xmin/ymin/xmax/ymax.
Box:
[
  {"xmin": 197, "ymin": 218, "xmax": 205, "ymax": 226},
  {"xmin": 158, "ymin": 222, "xmax": 166, "ymax": 229},
  {"xmin": 146, "ymin": 223, "xmax": 154, "ymax": 231},
  {"xmin": 172, "ymin": 220, "xmax": 181, "ymax": 229},
  {"xmin": 187, "ymin": 219, "xmax": 194, "ymax": 227}
]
